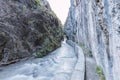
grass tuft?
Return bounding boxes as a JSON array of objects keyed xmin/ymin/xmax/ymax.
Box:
[{"xmin": 96, "ymin": 66, "xmax": 105, "ymax": 80}]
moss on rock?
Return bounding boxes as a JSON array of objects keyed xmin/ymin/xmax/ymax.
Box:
[{"xmin": 96, "ymin": 66, "xmax": 105, "ymax": 80}]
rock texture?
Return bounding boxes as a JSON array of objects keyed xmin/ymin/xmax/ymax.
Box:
[
  {"xmin": 0, "ymin": 42, "xmax": 78, "ymax": 80},
  {"xmin": 64, "ymin": 0, "xmax": 120, "ymax": 80},
  {"xmin": 0, "ymin": 0, "xmax": 63, "ymax": 65},
  {"xmin": 66, "ymin": 40, "xmax": 85, "ymax": 80}
]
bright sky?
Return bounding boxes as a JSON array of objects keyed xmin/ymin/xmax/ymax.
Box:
[{"xmin": 47, "ymin": 0, "xmax": 70, "ymax": 25}]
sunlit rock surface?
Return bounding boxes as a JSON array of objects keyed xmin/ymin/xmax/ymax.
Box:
[
  {"xmin": 64, "ymin": 0, "xmax": 120, "ymax": 80},
  {"xmin": 0, "ymin": 0, "xmax": 63, "ymax": 65}
]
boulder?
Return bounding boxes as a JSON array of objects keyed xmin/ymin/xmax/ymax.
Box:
[{"xmin": 0, "ymin": 0, "xmax": 63, "ymax": 65}]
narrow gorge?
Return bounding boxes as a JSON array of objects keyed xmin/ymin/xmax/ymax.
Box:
[{"xmin": 0, "ymin": 0, "xmax": 120, "ymax": 80}]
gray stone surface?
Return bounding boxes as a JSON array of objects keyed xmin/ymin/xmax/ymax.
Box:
[
  {"xmin": 86, "ymin": 57, "xmax": 100, "ymax": 80},
  {"xmin": 0, "ymin": 41, "xmax": 85, "ymax": 80},
  {"xmin": 64, "ymin": 0, "xmax": 120, "ymax": 80},
  {"xmin": 66, "ymin": 40, "xmax": 85, "ymax": 80}
]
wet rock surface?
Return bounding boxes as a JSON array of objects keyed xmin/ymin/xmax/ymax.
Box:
[{"xmin": 0, "ymin": 0, "xmax": 63, "ymax": 65}]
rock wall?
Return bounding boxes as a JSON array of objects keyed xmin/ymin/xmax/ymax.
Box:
[
  {"xmin": 64, "ymin": 0, "xmax": 120, "ymax": 80},
  {"xmin": 0, "ymin": 0, "xmax": 63, "ymax": 65}
]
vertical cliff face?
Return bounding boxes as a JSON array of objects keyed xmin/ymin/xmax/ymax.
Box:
[{"xmin": 64, "ymin": 0, "xmax": 120, "ymax": 80}]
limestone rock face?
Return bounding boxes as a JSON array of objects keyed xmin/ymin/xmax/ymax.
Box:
[
  {"xmin": 0, "ymin": 0, "xmax": 63, "ymax": 65},
  {"xmin": 64, "ymin": 0, "xmax": 120, "ymax": 80}
]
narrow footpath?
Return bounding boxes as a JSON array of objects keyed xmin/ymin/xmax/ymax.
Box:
[{"xmin": 0, "ymin": 41, "xmax": 78, "ymax": 80}]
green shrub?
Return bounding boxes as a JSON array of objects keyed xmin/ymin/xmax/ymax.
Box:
[
  {"xmin": 35, "ymin": 0, "xmax": 42, "ymax": 6},
  {"xmin": 35, "ymin": 0, "xmax": 40, "ymax": 4},
  {"xmin": 35, "ymin": 27, "xmax": 62, "ymax": 58},
  {"xmin": 96, "ymin": 66, "xmax": 105, "ymax": 80},
  {"xmin": 35, "ymin": 12, "xmax": 63, "ymax": 58}
]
